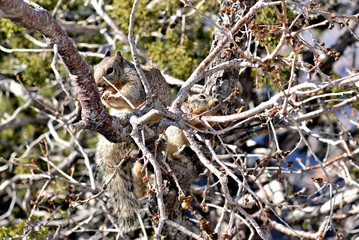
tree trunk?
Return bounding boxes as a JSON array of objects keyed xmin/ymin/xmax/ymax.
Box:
[
  {"xmin": 203, "ymin": 0, "xmax": 256, "ymax": 114},
  {"xmin": 159, "ymin": 1, "xmax": 258, "ymax": 239}
]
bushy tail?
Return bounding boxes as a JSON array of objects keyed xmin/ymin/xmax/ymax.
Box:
[
  {"xmin": 96, "ymin": 136, "xmax": 138, "ymax": 231},
  {"xmin": 109, "ymin": 162, "xmax": 138, "ymax": 230}
]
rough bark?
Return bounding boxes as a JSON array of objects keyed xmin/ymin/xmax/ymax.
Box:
[
  {"xmin": 203, "ymin": 0, "xmax": 257, "ymax": 114},
  {"xmin": 0, "ymin": 0, "xmax": 131, "ymax": 143}
]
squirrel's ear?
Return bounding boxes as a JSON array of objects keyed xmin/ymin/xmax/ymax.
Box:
[
  {"xmin": 115, "ymin": 51, "xmax": 122, "ymax": 59},
  {"xmin": 105, "ymin": 50, "xmax": 111, "ymax": 57}
]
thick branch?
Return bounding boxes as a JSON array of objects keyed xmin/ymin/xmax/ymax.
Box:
[{"xmin": 0, "ymin": 0, "xmax": 128, "ymax": 142}]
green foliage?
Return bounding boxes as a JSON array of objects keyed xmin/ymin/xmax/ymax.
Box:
[
  {"xmin": 33, "ymin": 0, "xmax": 86, "ymax": 14},
  {"xmin": 256, "ymin": 7, "xmax": 280, "ymax": 25},
  {"xmin": 81, "ymin": 132, "xmax": 99, "ymax": 149},
  {"xmin": 351, "ymin": 166, "xmax": 359, "ymax": 179},
  {"xmin": 111, "ymin": 0, "xmax": 156, "ymax": 33},
  {"xmin": 302, "ymin": 219, "xmax": 311, "ymax": 230},
  {"xmin": 33, "ymin": 0, "xmax": 59, "ymax": 10},
  {"xmin": 0, "ymin": 19, "xmax": 26, "ymax": 39},
  {"xmin": 255, "ymin": 6, "xmax": 297, "ymax": 51},
  {"xmin": 251, "ymin": 6, "xmax": 299, "ymax": 92},
  {"xmin": 110, "ymin": 0, "xmax": 185, "ymax": 34},
  {"xmin": 0, "ymin": 219, "xmax": 52, "ymax": 239},
  {"xmin": 16, "ymin": 53, "xmax": 53, "ymax": 87},
  {"xmin": 251, "ymin": 61, "xmax": 292, "ymax": 92},
  {"xmin": 0, "ymin": 30, "xmax": 53, "ymax": 87},
  {"xmin": 351, "ymin": 102, "xmax": 359, "ymax": 111},
  {"xmin": 255, "ymin": 8, "xmax": 281, "ymax": 51},
  {"xmin": 0, "ymin": 96, "xmax": 39, "ymax": 159},
  {"xmin": 147, "ymin": 32, "xmax": 200, "ymax": 79},
  {"xmin": 110, "ymin": 0, "xmax": 213, "ymax": 79},
  {"xmin": 13, "ymin": 156, "xmax": 37, "ymax": 175}
]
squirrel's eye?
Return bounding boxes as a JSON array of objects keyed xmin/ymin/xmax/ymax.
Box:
[
  {"xmin": 198, "ymin": 94, "xmax": 206, "ymax": 100},
  {"xmin": 106, "ymin": 67, "xmax": 114, "ymax": 75}
]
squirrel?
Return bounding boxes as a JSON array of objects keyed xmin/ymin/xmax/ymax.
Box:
[
  {"xmin": 94, "ymin": 50, "xmax": 172, "ymax": 116},
  {"xmin": 165, "ymin": 94, "xmax": 218, "ymax": 162},
  {"xmin": 94, "ymin": 50, "xmax": 171, "ymax": 231}
]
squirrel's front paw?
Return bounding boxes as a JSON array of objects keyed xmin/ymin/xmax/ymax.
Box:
[{"xmin": 102, "ymin": 91, "xmax": 112, "ymax": 100}]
